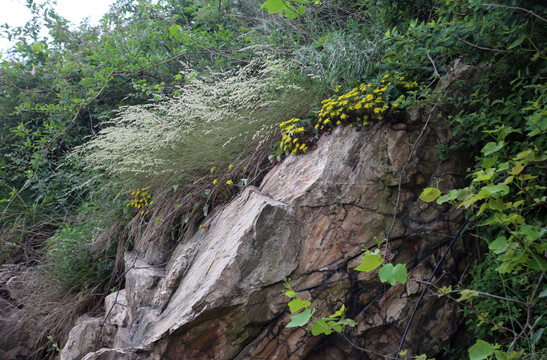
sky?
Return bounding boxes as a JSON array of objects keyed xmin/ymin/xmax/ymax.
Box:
[{"xmin": 0, "ymin": 0, "xmax": 117, "ymax": 54}]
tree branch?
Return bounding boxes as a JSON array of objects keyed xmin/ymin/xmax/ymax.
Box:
[{"xmin": 483, "ymin": 3, "xmax": 547, "ymax": 24}]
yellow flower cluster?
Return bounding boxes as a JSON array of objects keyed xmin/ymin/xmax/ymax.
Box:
[
  {"xmin": 127, "ymin": 186, "xmax": 152, "ymax": 215},
  {"xmin": 316, "ymin": 72, "xmax": 418, "ymax": 131},
  {"xmin": 274, "ymin": 73, "xmax": 420, "ymax": 158},
  {"xmin": 279, "ymin": 118, "xmax": 309, "ymax": 155}
]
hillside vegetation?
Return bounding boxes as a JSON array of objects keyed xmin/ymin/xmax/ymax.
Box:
[{"xmin": 0, "ymin": 0, "xmax": 545, "ymax": 358}]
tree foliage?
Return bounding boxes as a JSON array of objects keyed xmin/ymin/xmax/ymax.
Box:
[{"xmin": 0, "ymin": 0, "xmax": 545, "ymax": 358}]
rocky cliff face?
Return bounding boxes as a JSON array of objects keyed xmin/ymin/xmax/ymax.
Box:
[{"xmin": 61, "ymin": 106, "xmax": 471, "ymax": 360}]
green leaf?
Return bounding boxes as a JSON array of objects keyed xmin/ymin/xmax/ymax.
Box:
[
  {"xmin": 457, "ymin": 289, "xmax": 479, "ymax": 302},
  {"xmin": 284, "ymin": 290, "xmax": 297, "ymax": 298},
  {"xmin": 261, "ymin": 0, "xmax": 286, "ymax": 14},
  {"xmin": 482, "ymin": 184, "xmax": 510, "ymax": 196},
  {"xmin": 437, "ymin": 189, "xmax": 460, "ymax": 204},
  {"xmin": 419, "ymin": 187, "xmax": 441, "ymax": 202},
  {"xmin": 469, "ymin": 340, "xmax": 494, "ymax": 360},
  {"xmin": 378, "ymin": 263, "xmax": 407, "ymax": 286},
  {"xmin": 311, "ymin": 319, "xmax": 333, "ymax": 335},
  {"xmin": 339, "ymin": 318, "xmax": 357, "ymax": 327},
  {"xmin": 332, "ymin": 305, "xmax": 346, "ymax": 318},
  {"xmin": 354, "ymin": 253, "xmax": 383, "ymax": 272},
  {"xmin": 532, "ymin": 327, "xmax": 544, "ymax": 345},
  {"xmin": 510, "ymin": 162, "xmax": 524, "ymax": 175},
  {"xmin": 488, "ymin": 197, "xmax": 505, "ymax": 211},
  {"xmin": 493, "ymin": 350, "xmax": 508, "ymax": 360},
  {"xmin": 528, "ymin": 252, "xmax": 547, "ymax": 271},
  {"xmin": 539, "ymin": 289, "xmax": 547, "ymax": 298},
  {"xmin": 168, "ymin": 25, "xmax": 182, "ymax": 42},
  {"xmin": 482, "ymin": 141, "xmax": 503, "ymax": 156},
  {"xmin": 507, "ymin": 35, "xmax": 525, "ymax": 50},
  {"xmin": 288, "ymin": 298, "xmax": 311, "ymax": 313},
  {"xmin": 473, "ymin": 168, "xmax": 495, "ymax": 182},
  {"xmin": 286, "ymin": 308, "xmax": 313, "ymax": 328},
  {"xmin": 489, "ymin": 236, "xmax": 509, "ymax": 254}
]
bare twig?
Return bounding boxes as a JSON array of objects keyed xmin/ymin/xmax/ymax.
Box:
[
  {"xmin": 426, "ymin": 52, "xmax": 440, "ymax": 79},
  {"xmin": 483, "ymin": 3, "xmax": 547, "ymax": 23},
  {"xmin": 455, "ymin": 35, "xmax": 527, "ymax": 54},
  {"xmin": 341, "ymin": 334, "xmax": 397, "ymax": 360}
]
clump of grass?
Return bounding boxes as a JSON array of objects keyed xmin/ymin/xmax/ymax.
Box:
[
  {"xmin": 293, "ymin": 27, "xmax": 385, "ymax": 88},
  {"xmin": 76, "ymin": 56, "xmax": 320, "ymax": 244}
]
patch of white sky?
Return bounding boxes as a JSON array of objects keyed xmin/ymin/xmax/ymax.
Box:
[{"xmin": 0, "ymin": 0, "xmax": 117, "ymax": 54}]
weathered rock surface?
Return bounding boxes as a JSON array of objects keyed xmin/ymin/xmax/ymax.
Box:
[{"xmin": 66, "ymin": 107, "xmax": 471, "ymax": 359}]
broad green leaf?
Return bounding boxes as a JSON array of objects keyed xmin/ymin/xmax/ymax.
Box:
[
  {"xmin": 419, "ymin": 187, "xmax": 441, "ymax": 202},
  {"xmin": 457, "ymin": 289, "xmax": 479, "ymax": 302},
  {"xmin": 516, "ymin": 224, "xmax": 540, "ymax": 241},
  {"xmin": 482, "ymin": 141, "xmax": 503, "ymax": 155},
  {"xmin": 482, "ymin": 184, "xmax": 510, "ymax": 196},
  {"xmin": 284, "ymin": 290, "xmax": 297, "ymax": 298},
  {"xmin": 477, "ymin": 202, "xmax": 488, "ymax": 216},
  {"xmin": 468, "ymin": 340, "xmax": 494, "ymax": 360},
  {"xmin": 286, "ymin": 308, "xmax": 313, "ymax": 328},
  {"xmin": 473, "ymin": 168, "xmax": 495, "ymax": 182},
  {"xmin": 168, "ymin": 25, "xmax": 182, "ymax": 42},
  {"xmin": 378, "ymin": 263, "xmax": 407, "ymax": 286},
  {"xmin": 489, "ymin": 236, "xmax": 509, "ymax": 254},
  {"xmin": 261, "ymin": 0, "xmax": 286, "ymax": 13},
  {"xmin": 539, "ymin": 289, "xmax": 547, "ymax": 298},
  {"xmin": 437, "ymin": 189, "xmax": 460, "ymax": 204},
  {"xmin": 339, "ymin": 318, "xmax": 357, "ymax": 327},
  {"xmin": 327, "ymin": 320, "xmax": 342, "ymax": 333},
  {"xmin": 513, "ymin": 149, "xmax": 532, "ymax": 161},
  {"xmin": 288, "ymin": 298, "xmax": 311, "ymax": 313},
  {"xmin": 488, "ymin": 197, "xmax": 505, "ymax": 211},
  {"xmin": 355, "ymin": 253, "xmax": 383, "ymax": 272},
  {"xmin": 510, "ymin": 162, "xmax": 524, "ymax": 175},
  {"xmin": 311, "ymin": 319, "xmax": 333, "ymax": 335},
  {"xmin": 493, "ymin": 350, "xmax": 508, "ymax": 360},
  {"xmin": 528, "ymin": 252, "xmax": 547, "ymax": 271}
]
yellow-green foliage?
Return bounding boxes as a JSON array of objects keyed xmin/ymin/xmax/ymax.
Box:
[
  {"xmin": 127, "ymin": 187, "xmax": 153, "ymax": 215},
  {"xmin": 277, "ymin": 73, "xmax": 419, "ymax": 155}
]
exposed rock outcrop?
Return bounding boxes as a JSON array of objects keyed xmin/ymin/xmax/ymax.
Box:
[{"xmin": 63, "ymin": 106, "xmax": 471, "ymax": 359}]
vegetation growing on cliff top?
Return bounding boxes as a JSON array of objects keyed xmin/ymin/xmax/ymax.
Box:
[{"xmin": 0, "ymin": 0, "xmax": 545, "ymax": 358}]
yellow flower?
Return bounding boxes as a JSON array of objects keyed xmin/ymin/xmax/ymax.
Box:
[
  {"xmin": 210, "ymin": 166, "xmax": 216, "ymax": 173},
  {"xmin": 228, "ymin": 164, "xmax": 234, "ymax": 170},
  {"xmin": 336, "ymin": 120, "xmax": 341, "ymax": 126},
  {"xmin": 243, "ymin": 165, "xmax": 248, "ymax": 171},
  {"xmin": 213, "ymin": 179, "xmax": 218, "ymax": 185},
  {"xmin": 226, "ymin": 180, "xmax": 233, "ymax": 185}
]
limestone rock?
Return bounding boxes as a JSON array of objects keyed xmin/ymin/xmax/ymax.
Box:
[
  {"xmin": 61, "ymin": 315, "xmax": 103, "ymax": 360},
  {"xmin": 63, "ymin": 107, "xmax": 471, "ymax": 359}
]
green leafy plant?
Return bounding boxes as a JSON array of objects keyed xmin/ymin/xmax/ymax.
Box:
[{"xmin": 283, "ymin": 278, "xmax": 357, "ymax": 336}]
